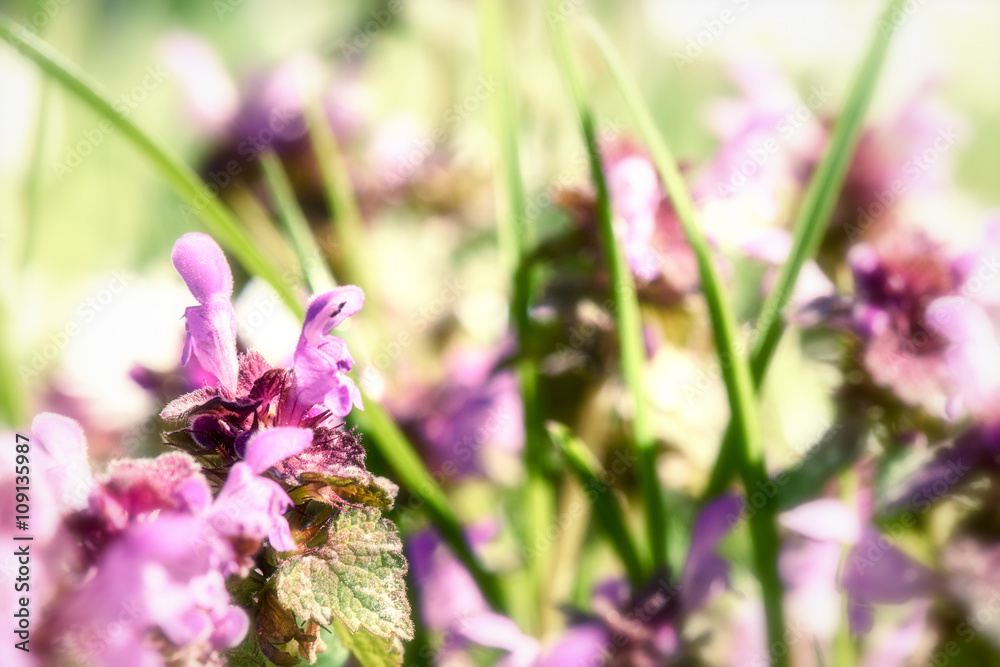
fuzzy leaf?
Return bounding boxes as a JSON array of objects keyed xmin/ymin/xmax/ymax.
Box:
[
  {"xmin": 275, "ymin": 507, "xmax": 413, "ymax": 649},
  {"xmin": 298, "ymin": 474, "xmax": 399, "ymax": 511}
]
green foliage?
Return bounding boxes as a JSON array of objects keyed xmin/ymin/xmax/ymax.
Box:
[{"xmin": 276, "ymin": 507, "xmax": 414, "ymax": 653}]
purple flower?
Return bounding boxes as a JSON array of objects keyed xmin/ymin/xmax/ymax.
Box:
[
  {"xmin": 207, "ymin": 427, "xmax": 313, "ymax": 556},
  {"xmin": 287, "ymin": 287, "xmax": 365, "ymax": 422},
  {"xmin": 172, "ymin": 233, "xmax": 240, "ymax": 393},
  {"xmin": 779, "ymin": 499, "xmax": 936, "ymax": 638},
  {"xmin": 535, "ymin": 495, "xmax": 739, "ymax": 666},
  {"xmin": 846, "ymin": 227, "xmax": 965, "ymax": 411},
  {"xmin": 393, "ymin": 345, "xmax": 524, "ymax": 482},
  {"xmin": 602, "ymin": 140, "xmax": 700, "ymax": 295}
]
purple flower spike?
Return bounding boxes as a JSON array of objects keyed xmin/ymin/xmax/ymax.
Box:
[
  {"xmin": 290, "ymin": 286, "xmax": 365, "ymax": 420},
  {"xmin": 172, "ymin": 233, "xmax": 239, "ymax": 393}
]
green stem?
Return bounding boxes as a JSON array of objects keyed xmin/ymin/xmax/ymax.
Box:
[
  {"xmin": 701, "ymin": 0, "xmax": 908, "ymax": 500},
  {"xmin": 583, "ymin": 18, "xmax": 785, "ymax": 662},
  {"xmin": 259, "ymin": 151, "xmax": 335, "ymax": 293},
  {"xmin": 547, "ymin": 423, "xmax": 644, "ymax": 587},
  {"xmin": 548, "ymin": 1, "xmax": 667, "ymax": 573},
  {"xmin": 0, "ymin": 16, "xmax": 302, "ymax": 317},
  {"xmin": 477, "ymin": 0, "xmax": 553, "ymax": 634}
]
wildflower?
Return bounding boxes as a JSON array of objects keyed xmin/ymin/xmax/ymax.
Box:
[{"xmin": 846, "ymin": 227, "xmax": 964, "ymax": 411}]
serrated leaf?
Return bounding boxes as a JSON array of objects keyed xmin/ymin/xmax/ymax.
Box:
[
  {"xmin": 332, "ymin": 617, "xmax": 404, "ymax": 667},
  {"xmin": 275, "ymin": 507, "xmax": 414, "ymax": 649}
]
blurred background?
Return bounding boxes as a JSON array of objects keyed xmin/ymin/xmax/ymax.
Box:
[{"xmin": 1, "ymin": 0, "xmax": 999, "ymax": 664}]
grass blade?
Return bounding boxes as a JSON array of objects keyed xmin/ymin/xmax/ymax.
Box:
[
  {"xmin": 477, "ymin": 0, "xmax": 554, "ymax": 634},
  {"xmin": 547, "ymin": 423, "xmax": 644, "ymax": 587},
  {"xmin": 582, "ymin": 17, "xmax": 786, "ymax": 663},
  {"xmin": 305, "ymin": 100, "xmax": 372, "ymax": 295},
  {"xmin": 0, "ymin": 16, "xmax": 302, "ymax": 317},
  {"xmin": 259, "ymin": 151, "xmax": 335, "ymax": 293},
  {"xmin": 547, "ymin": 0, "xmax": 668, "ymax": 574},
  {"xmin": 702, "ymin": 0, "xmax": 909, "ymax": 501}
]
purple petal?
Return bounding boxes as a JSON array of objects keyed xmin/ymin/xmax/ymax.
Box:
[
  {"xmin": 31, "ymin": 412, "xmax": 93, "ymax": 509},
  {"xmin": 538, "ymin": 623, "xmax": 610, "ymax": 666},
  {"xmin": 779, "ymin": 499, "xmax": 861, "ymax": 544},
  {"xmin": 927, "ymin": 296, "xmax": 1000, "ymax": 417},
  {"xmin": 301, "ymin": 286, "xmax": 364, "ymax": 347},
  {"xmin": 171, "ymin": 233, "xmax": 234, "ymax": 305},
  {"xmin": 243, "ymin": 427, "xmax": 314, "ymax": 474},
  {"xmin": 183, "ymin": 301, "xmax": 239, "ymax": 393},
  {"xmin": 843, "ymin": 528, "xmax": 937, "ymax": 610},
  {"xmin": 681, "ymin": 494, "xmax": 741, "ymax": 611}
]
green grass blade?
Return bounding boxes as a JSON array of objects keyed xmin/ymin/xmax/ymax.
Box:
[
  {"xmin": 702, "ymin": 0, "xmax": 908, "ymax": 501},
  {"xmin": 583, "ymin": 18, "xmax": 786, "ymax": 663},
  {"xmin": 350, "ymin": 403, "xmax": 509, "ymax": 615},
  {"xmin": 305, "ymin": 100, "xmax": 372, "ymax": 293},
  {"xmin": 0, "ymin": 16, "xmax": 302, "ymax": 317},
  {"xmin": 547, "ymin": 0, "xmax": 668, "ymax": 574},
  {"xmin": 259, "ymin": 151, "xmax": 335, "ymax": 293},
  {"xmin": 477, "ymin": 0, "xmax": 554, "ymax": 634},
  {"xmin": 547, "ymin": 423, "xmax": 644, "ymax": 587}
]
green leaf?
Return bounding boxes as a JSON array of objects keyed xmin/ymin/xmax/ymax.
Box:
[
  {"xmin": 332, "ymin": 618, "xmax": 405, "ymax": 667},
  {"xmin": 275, "ymin": 507, "xmax": 414, "ymax": 647},
  {"xmin": 348, "ymin": 404, "xmax": 508, "ymax": 615},
  {"xmin": 296, "ymin": 474, "xmax": 399, "ymax": 511},
  {"xmin": 547, "ymin": 422, "xmax": 645, "ymax": 586}
]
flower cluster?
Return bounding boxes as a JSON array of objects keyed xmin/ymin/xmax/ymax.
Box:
[{"xmin": 7, "ymin": 234, "xmax": 410, "ymax": 666}]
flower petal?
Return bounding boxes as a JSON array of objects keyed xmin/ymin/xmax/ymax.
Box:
[
  {"xmin": 243, "ymin": 427, "xmax": 315, "ymax": 475},
  {"xmin": 301, "ymin": 286, "xmax": 364, "ymax": 347},
  {"xmin": 171, "ymin": 233, "xmax": 234, "ymax": 304}
]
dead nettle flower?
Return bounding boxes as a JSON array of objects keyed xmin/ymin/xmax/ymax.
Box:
[
  {"xmin": 390, "ymin": 345, "xmax": 524, "ymax": 484},
  {"xmin": 535, "ymin": 495, "xmax": 740, "ymax": 667},
  {"xmin": 846, "ymin": 226, "xmax": 967, "ymax": 412},
  {"xmin": 779, "ymin": 498, "xmax": 937, "ymax": 642},
  {"xmin": 163, "ymin": 233, "xmax": 410, "ymax": 663},
  {"xmin": 602, "ymin": 139, "xmax": 701, "ymax": 297},
  {"xmin": 21, "ymin": 411, "xmax": 312, "ymax": 667}
]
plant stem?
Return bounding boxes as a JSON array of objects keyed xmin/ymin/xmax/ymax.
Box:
[
  {"xmin": 477, "ymin": 0, "xmax": 553, "ymax": 634},
  {"xmin": 547, "ymin": 1, "xmax": 667, "ymax": 574},
  {"xmin": 584, "ymin": 18, "xmax": 786, "ymax": 663},
  {"xmin": 548, "ymin": 423, "xmax": 644, "ymax": 587},
  {"xmin": 700, "ymin": 0, "xmax": 909, "ymax": 501}
]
